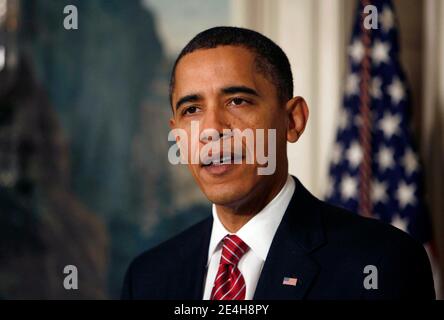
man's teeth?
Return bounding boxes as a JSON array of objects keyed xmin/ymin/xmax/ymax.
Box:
[
  {"xmin": 203, "ymin": 154, "xmax": 243, "ymax": 166},
  {"xmin": 211, "ymin": 156, "xmax": 232, "ymax": 165}
]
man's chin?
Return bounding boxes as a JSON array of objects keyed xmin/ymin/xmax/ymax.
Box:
[
  {"xmin": 204, "ymin": 191, "xmax": 245, "ymax": 208},
  {"xmin": 191, "ymin": 163, "xmax": 259, "ymax": 205},
  {"xmin": 200, "ymin": 180, "xmax": 253, "ymax": 207}
]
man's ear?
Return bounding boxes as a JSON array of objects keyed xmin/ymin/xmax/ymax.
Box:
[
  {"xmin": 169, "ymin": 117, "xmax": 176, "ymax": 130},
  {"xmin": 286, "ymin": 96, "xmax": 309, "ymax": 143},
  {"xmin": 169, "ymin": 118, "xmax": 181, "ymax": 144}
]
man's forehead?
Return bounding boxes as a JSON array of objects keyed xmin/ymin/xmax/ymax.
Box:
[
  {"xmin": 173, "ymin": 46, "xmax": 263, "ymax": 97},
  {"xmin": 178, "ymin": 45, "xmax": 256, "ymax": 68}
]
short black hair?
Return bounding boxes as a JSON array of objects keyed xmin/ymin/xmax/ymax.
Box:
[{"xmin": 169, "ymin": 26, "xmax": 293, "ymax": 108}]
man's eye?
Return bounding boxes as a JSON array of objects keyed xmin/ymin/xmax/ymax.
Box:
[
  {"xmin": 229, "ymin": 98, "xmax": 249, "ymax": 106},
  {"xmin": 183, "ymin": 106, "xmax": 199, "ymax": 115}
]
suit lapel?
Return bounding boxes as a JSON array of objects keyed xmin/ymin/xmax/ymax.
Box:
[
  {"xmin": 253, "ymin": 177, "xmax": 325, "ymax": 300},
  {"xmin": 172, "ymin": 216, "xmax": 213, "ymax": 299}
]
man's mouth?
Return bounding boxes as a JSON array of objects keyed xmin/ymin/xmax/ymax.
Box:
[{"xmin": 200, "ymin": 152, "xmax": 244, "ymax": 167}]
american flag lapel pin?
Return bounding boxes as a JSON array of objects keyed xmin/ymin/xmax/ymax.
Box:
[{"xmin": 282, "ymin": 277, "xmax": 298, "ymax": 286}]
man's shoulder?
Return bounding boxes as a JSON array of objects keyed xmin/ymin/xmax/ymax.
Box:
[
  {"xmin": 290, "ymin": 177, "xmax": 423, "ymax": 256},
  {"xmin": 121, "ymin": 216, "xmax": 212, "ymax": 299},
  {"xmin": 319, "ymin": 200, "xmax": 421, "ymax": 249},
  {"xmin": 128, "ymin": 216, "xmax": 212, "ymax": 272},
  {"xmin": 314, "ymin": 199, "xmax": 427, "ymax": 264}
]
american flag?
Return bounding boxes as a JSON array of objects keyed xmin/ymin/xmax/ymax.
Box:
[
  {"xmin": 325, "ymin": 0, "xmax": 432, "ymax": 244},
  {"xmin": 282, "ymin": 277, "xmax": 298, "ymax": 287}
]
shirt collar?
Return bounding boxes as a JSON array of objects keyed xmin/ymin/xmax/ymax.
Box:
[{"xmin": 207, "ymin": 175, "xmax": 295, "ymax": 265}]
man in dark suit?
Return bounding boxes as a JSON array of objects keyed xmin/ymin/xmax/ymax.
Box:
[{"xmin": 122, "ymin": 27, "xmax": 435, "ymax": 300}]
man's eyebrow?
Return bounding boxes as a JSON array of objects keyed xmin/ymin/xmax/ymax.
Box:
[
  {"xmin": 175, "ymin": 94, "xmax": 203, "ymax": 110},
  {"xmin": 174, "ymin": 86, "xmax": 259, "ymax": 110},
  {"xmin": 221, "ymin": 86, "xmax": 260, "ymax": 97}
]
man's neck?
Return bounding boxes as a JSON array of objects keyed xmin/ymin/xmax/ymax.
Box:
[{"xmin": 215, "ymin": 173, "xmax": 289, "ymax": 233}]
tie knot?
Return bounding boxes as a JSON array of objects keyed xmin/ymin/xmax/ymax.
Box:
[{"xmin": 220, "ymin": 234, "xmax": 249, "ymax": 265}]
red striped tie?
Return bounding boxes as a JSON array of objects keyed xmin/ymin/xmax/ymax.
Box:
[{"xmin": 210, "ymin": 234, "xmax": 249, "ymax": 300}]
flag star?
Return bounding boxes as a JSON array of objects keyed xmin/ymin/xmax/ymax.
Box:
[
  {"xmin": 346, "ymin": 141, "xmax": 363, "ymax": 168},
  {"xmin": 402, "ymin": 148, "xmax": 419, "ymax": 176},
  {"xmin": 345, "ymin": 73, "xmax": 360, "ymax": 97},
  {"xmin": 388, "ymin": 77, "xmax": 405, "ymax": 105},
  {"xmin": 340, "ymin": 175, "xmax": 358, "ymax": 200},
  {"xmin": 377, "ymin": 146, "xmax": 395, "ymax": 171},
  {"xmin": 396, "ymin": 181, "xmax": 416, "ymax": 209},
  {"xmin": 331, "ymin": 143, "xmax": 343, "ymax": 165},
  {"xmin": 370, "ymin": 77, "xmax": 382, "ymax": 99},
  {"xmin": 354, "ymin": 111, "xmax": 373, "ymax": 128},
  {"xmin": 338, "ymin": 109, "xmax": 350, "ymax": 131},
  {"xmin": 348, "ymin": 39, "xmax": 365, "ymax": 64},
  {"xmin": 371, "ymin": 179, "xmax": 388, "ymax": 204},
  {"xmin": 371, "ymin": 40, "xmax": 390, "ymax": 66},
  {"xmin": 391, "ymin": 214, "xmax": 408, "ymax": 232},
  {"xmin": 378, "ymin": 112, "xmax": 401, "ymax": 138},
  {"xmin": 379, "ymin": 6, "xmax": 395, "ymax": 33}
]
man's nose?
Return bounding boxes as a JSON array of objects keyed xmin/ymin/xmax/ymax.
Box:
[{"xmin": 200, "ymin": 106, "xmax": 230, "ymax": 143}]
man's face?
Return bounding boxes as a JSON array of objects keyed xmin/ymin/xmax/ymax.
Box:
[{"xmin": 170, "ymin": 45, "xmax": 290, "ymax": 209}]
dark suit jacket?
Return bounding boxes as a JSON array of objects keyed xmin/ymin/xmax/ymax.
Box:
[{"xmin": 121, "ymin": 177, "xmax": 435, "ymax": 299}]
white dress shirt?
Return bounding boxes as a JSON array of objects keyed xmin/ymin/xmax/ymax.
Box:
[{"xmin": 202, "ymin": 175, "xmax": 296, "ymax": 300}]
